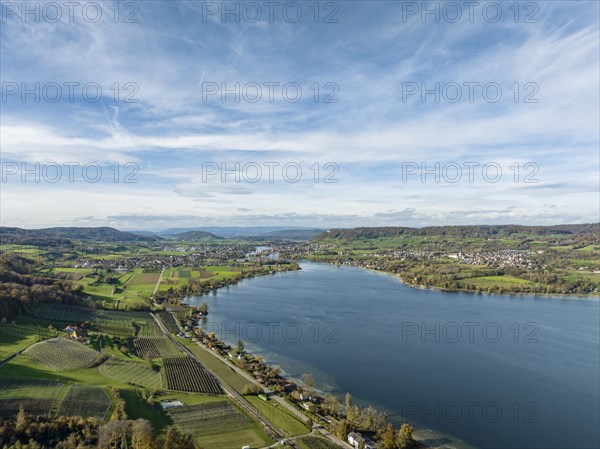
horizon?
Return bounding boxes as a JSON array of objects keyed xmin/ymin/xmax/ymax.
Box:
[{"xmin": 3, "ymin": 222, "xmax": 599, "ymax": 234}]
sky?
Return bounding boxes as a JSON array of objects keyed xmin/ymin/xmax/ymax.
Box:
[{"xmin": 1, "ymin": 0, "xmax": 599, "ymax": 230}]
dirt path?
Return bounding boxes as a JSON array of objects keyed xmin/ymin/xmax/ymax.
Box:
[{"xmin": 152, "ymin": 267, "xmax": 165, "ymax": 297}]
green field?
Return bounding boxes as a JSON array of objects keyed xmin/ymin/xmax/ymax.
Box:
[
  {"xmin": 178, "ymin": 339, "xmax": 257, "ymax": 393},
  {"xmin": 578, "ymin": 244, "xmax": 600, "ymax": 253},
  {"xmin": 134, "ymin": 337, "xmax": 182, "ymax": 358},
  {"xmin": 35, "ymin": 267, "xmax": 158, "ymax": 309},
  {"xmin": 296, "ymin": 435, "xmax": 344, "ymax": 449},
  {"xmin": 69, "ymin": 268, "xmax": 154, "ymax": 309},
  {"xmin": 0, "ymin": 340, "xmax": 258, "ymax": 437},
  {"xmin": 245, "ymin": 395, "xmax": 309, "ymax": 437},
  {"xmin": 168, "ymin": 400, "xmax": 252, "ymax": 436},
  {"xmin": 461, "ymin": 275, "xmax": 536, "ymax": 287},
  {"xmin": 24, "ymin": 338, "xmax": 99, "ymax": 371},
  {"xmin": 0, "ymin": 379, "xmax": 64, "ymax": 419},
  {"xmin": 120, "ymin": 388, "xmax": 172, "ymax": 431},
  {"xmin": 135, "ymin": 319, "xmax": 163, "ymax": 337},
  {"xmin": 122, "ymin": 390, "xmax": 273, "ymax": 449},
  {"xmin": 56, "ymin": 385, "xmax": 112, "ymax": 420},
  {"xmin": 1, "ymin": 350, "xmax": 131, "ymax": 388},
  {"xmin": 0, "ymin": 301, "xmax": 287, "ymax": 446},
  {"xmin": 98, "ymin": 358, "xmax": 162, "ymax": 389},
  {"xmin": 167, "ymin": 399, "xmax": 273, "ymax": 449},
  {"xmin": 1, "ymin": 244, "xmax": 43, "ymax": 255},
  {"xmin": 0, "ymin": 380, "xmax": 111, "ymax": 422},
  {"xmin": 33, "ymin": 303, "xmax": 97, "ymax": 323},
  {"xmin": 0, "ymin": 321, "xmax": 57, "ymax": 361},
  {"xmin": 32, "ymin": 304, "xmax": 158, "ymax": 338},
  {"xmin": 196, "ymin": 428, "xmax": 272, "ymax": 449},
  {"xmin": 157, "ymin": 266, "xmax": 242, "ymax": 293}
]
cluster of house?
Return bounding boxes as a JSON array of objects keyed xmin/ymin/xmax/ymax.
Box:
[
  {"xmin": 335, "ymin": 248, "xmax": 538, "ymax": 271},
  {"xmin": 289, "ymin": 390, "xmax": 319, "ymax": 413},
  {"xmin": 71, "ymin": 243, "xmax": 253, "ymax": 272},
  {"xmin": 191, "ymin": 328, "xmax": 298, "ymax": 392},
  {"xmin": 62, "ymin": 324, "xmax": 88, "ymax": 341},
  {"xmin": 444, "ymin": 249, "xmax": 536, "ymax": 268},
  {"xmin": 347, "ymin": 431, "xmax": 377, "ymax": 449},
  {"xmin": 250, "ymin": 365, "xmax": 297, "ymax": 391},
  {"xmin": 278, "ymin": 241, "xmax": 543, "ymax": 272}
]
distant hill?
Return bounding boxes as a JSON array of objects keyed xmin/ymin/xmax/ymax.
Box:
[
  {"xmin": 128, "ymin": 230, "xmax": 157, "ymax": 237},
  {"xmin": 0, "ymin": 226, "xmax": 158, "ymax": 244},
  {"xmin": 157, "ymin": 226, "xmax": 322, "ymax": 238},
  {"xmin": 170, "ymin": 231, "xmax": 223, "ymax": 241},
  {"xmin": 314, "ymin": 224, "xmax": 600, "ymax": 241},
  {"xmin": 255, "ymin": 229, "xmax": 324, "ymax": 241}
]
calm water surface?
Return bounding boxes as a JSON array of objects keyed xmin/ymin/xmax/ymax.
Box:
[{"xmin": 186, "ymin": 262, "xmax": 600, "ymax": 449}]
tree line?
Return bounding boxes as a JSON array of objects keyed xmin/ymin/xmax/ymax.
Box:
[
  {"xmin": 0, "ymin": 405, "xmax": 200, "ymax": 449},
  {"xmin": 0, "ymin": 254, "xmax": 86, "ymax": 320}
]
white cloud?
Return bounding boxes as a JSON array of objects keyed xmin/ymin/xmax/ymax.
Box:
[{"xmin": 1, "ymin": 1, "xmax": 598, "ymax": 228}]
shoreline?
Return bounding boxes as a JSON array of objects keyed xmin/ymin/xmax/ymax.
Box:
[
  {"xmin": 305, "ymin": 258, "xmax": 598, "ymax": 300},
  {"xmin": 176, "ymin": 259, "xmax": 598, "ymax": 449},
  {"xmin": 180, "ymin": 266, "xmax": 481, "ymax": 449},
  {"xmin": 177, "ymin": 306, "xmax": 476, "ymax": 449}
]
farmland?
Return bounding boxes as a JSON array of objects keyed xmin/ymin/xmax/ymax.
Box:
[
  {"xmin": 98, "ymin": 358, "xmax": 162, "ymax": 389},
  {"xmin": 0, "ymin": 250, "xmax": 314, "ymax": 448},
  {"xmin": 151, "ymin": 264, "xmax": 278, "ymax": 300},
  {"xmin": 178, "ymin": 339, "xmax": 257, "ymax": 394},
  {"xmin": 158, "ymin": 266, "xmax": 243, "ymax": 293},
  {"xmin": 0, "ymin": 321, "xmax": 57, "ymax": 361},
  {"xmin": 32, "ymin": 304, "xmax": 159, "ymax": 338},
  {"xmin": 296, "ymin": 435, "xmax": 344, "ymax": 449},
  {"xmin": 95, "ymin": 310, "xmax": 158, "ymax": 338},
  {"xmin": 168, "ymin": 401, "xmax": 252, "ymax": 436},
  {"xmin": 34, "ymin": 303, "xmax": 152, "ymax": 323},
  {"xmin": 24, "ymin": 338, "xmax": 99, "ymax": 371},
  {"xmin": 42, "ymin": 263, "xmax": 260, "ymax": 310},
  {"xmin": 156, "ymin": 311, "xmax": 180, "ymax": 333},
  {"xmin": 33, "ymin": 303, "xmax": 97, "ymax": 323},
  {"xmin": 44, "ymin": 267, "xmax": 158, "ymax": 309},
  {"xmin": 56, "ymin": 385, "xmax": 112, "ymax": 420},
  {"xmin": 167, "ymin": 400, "xmax": 274, "ymax": 449},
  {"xmin": 0, "ymin": 381, "xmax": 111, "ymax": 422},
  {"xmin": 135, "ymin": 319, "xmax": 163, "ymax": 337},
  {"xmin": 460, "ymin": 275, "xmax": 536, "ymax": 288},
  {"xmin": 195, "ymin": 429, "xmax": 272, "ymax": 449},
  {"xmin": 163, "ymin": 356, "xmax": 222, "ymax": 395},
  {"xmin": 246, "ymin": 396, "xmax": 310, "ymax": 437},
  {"xmin": 134, "ymin": 337, "xmax": 181, "ymax": 358},
  {"xmin": 95, "ymin": 319, "xmax": 138, "ymax": 337},
  {"xmin": 119, "ymin": 388, "xmax": 172, "ymax": 431},
  {"xmin": 0, "ymin": 380, "xmax": 64, "ymax": 419}
]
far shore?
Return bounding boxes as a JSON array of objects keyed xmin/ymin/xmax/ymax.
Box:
[{"xmin": 305, "ymin": 259, "xmax": 599, "ymax": 300}]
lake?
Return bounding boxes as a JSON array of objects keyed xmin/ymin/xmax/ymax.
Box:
[{"xmin": 185, "ymin": 261, "xmax": 600, "ymax": 449}]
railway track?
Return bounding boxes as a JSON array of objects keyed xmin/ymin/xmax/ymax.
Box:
[{"xmin": 151, "ymin": 311, "xmax": 285, "ymax": 440}]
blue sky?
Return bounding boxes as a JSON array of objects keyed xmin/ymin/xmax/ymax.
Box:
[{"xmin": 1, "ymin": 0, "xmax": 599, "ymax": 229}]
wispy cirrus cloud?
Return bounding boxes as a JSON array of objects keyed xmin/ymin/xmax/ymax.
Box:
[{"xmin": 1, "ymin": 0, "xmax": 598, "ymax": 228}]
